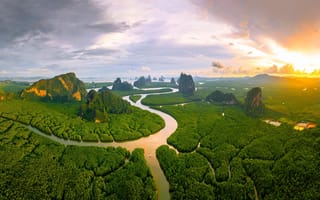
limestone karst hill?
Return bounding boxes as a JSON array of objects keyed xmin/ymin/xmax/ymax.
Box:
[{"xmin": 21, "ymin": 72, "xmax": 87, "ymax": 102}]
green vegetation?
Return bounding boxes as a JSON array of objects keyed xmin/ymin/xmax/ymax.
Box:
[
  {"xmin": 0, "ymin": 80, "xmax": 29, "ymax": 101},
  {"xmin": 112, "ymin": 88, "xmax": 172, "ymax": 97},
  {"xmin": 112, "ymin": 78, "xmax": 133, "ymax": 91},
  {"xmin": 130, "ymin": 95, "xmax": 142, "ymax": 103},
  {"xmin": 206, "ymin": 90, "xmax": 239, "ymax": 105},
  {"xmin": 21, "ymin": 72, "xmax": 87, "ymax": 102},
  {"xmin": 0, "ymin": 99, "xmax": 164, "ymax": 142},
  {"xmin": 244, "ymin": 87, "xmax": 265, "ymax": 117},
  {"xmin": 134, "ymin": 76, "xmax": 152, "ymax": 88},
  {"xmin": 157, "ymin": 145, "xmax": 215, "ymax": 199},
  {"xmin": 139, "ymin": 82, "xmax": 178, "ymax": 89},
  {"xmin": 0, "ymin": 80, "xmax": 29, "ymax": 93},
  {"xmin": 133, "ymin": 76, "xmax": 177, "ymax": 88},
  {"xmin": 170, "ymin": 77, "xmax": 177, "ymax": 86},
  {"xmin": 156, "ymin": 102, "xmax": 320, "ymax": 199},
  {"xmin": 144, "ymin": 75, "xmax": 320, "ymax": 123},
  {"xmin": 0, "ymin": 119, "xmax": 156, "ymax": 199},
  {"xmin": 178, "ymin": 73, "xmax": 195, "ymax": 96},
  {"xmin": 80, "ymin": 90, "xmax": 131, "ymax": 122},
  {"xmin": 2, "ymin": 74, "xmax": 320, "ymax": 199},
  {"xmin": 85, "ymin": 82, "xmax": 112, "ymax": 89},
  {"xmin": 142, "ymin": 92, "xmax": 201, "ymax": 106}
]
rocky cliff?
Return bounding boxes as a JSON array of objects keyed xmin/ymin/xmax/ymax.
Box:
[
  {"xmin": 244, "ymin": 87, "xmax": 264, "ymax": 116},
  {"xmin": 21, "ymin": 72, "xmax": 87, "ymax": 102},
  {"xmin": 206, "ymin": 90, "xmax": 239, "ymax": 105}
]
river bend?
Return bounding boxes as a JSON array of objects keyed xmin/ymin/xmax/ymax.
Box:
[{"xmin": 27, "ymin": 89, "xmax": 178, "ymax": 200}]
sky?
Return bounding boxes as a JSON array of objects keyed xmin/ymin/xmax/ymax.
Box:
[{"xmin": 0, "ymin": 0, "xmax": 320, "ymax": 80}]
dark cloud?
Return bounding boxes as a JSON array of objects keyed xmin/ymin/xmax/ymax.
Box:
[
  {"xmin": 191, "ymin": 0, "xmax": 320, "ymax": 52},
  {"xmin": 211, "ymin": 61, "xmax": 224, "ymax": 69},
  {"xmin": 0, "ymin": 0, "xmax": 126, "ymax": 48},
  {"xmin": 0, "ymin": 0, "xmax": 136, "ymax": 77},
  {"xmin": 86, "ymin": 22, "xmax": 130, "ymax": 33}
]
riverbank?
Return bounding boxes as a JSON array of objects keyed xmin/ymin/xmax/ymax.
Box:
[{"xmin": 19, "ymin": 88, "xmax": 179, "ymax": 200}]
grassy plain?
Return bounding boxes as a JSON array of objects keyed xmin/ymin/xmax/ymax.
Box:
[
  {"xmin": 142, "ymin": 92, "xmax": 202, "ymax": 106},
  {"xmin": 113, "ymin": 88, "xmax": 172, "ymax": 97},
  {"xmin": 129, "ymin": 95, "xmax": 142, "ymax": 103},
  {"xmin": 138, "ymin": 81, "xmax": 178, "ymax": 89},
  {"xmin": 0, "ymin": 81, "xmax": 29, "ymax": 93}
]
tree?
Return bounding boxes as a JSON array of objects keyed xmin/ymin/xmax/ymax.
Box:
[
  {"xmin": 178, "ymin": 73, "xmax": 195, "ymax": 96},
  {"xmin": 79, "ymin": 90, "xmax": 131, "ymax": 122}
]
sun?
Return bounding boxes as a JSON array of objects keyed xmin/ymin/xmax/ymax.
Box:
[{"xmin": 266, "ymin": 39, "xmax": 320, "ymax": 74}]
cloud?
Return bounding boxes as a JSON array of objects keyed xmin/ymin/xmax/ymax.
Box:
[
  {"xmin": 279, "ymin": 64, "xmax": 295, "ymax": 74},
  {"xmin": 191, "ymin": 0, "xmax": 320, "ymax": 52},
  {"xmin": 128, "ymin": 39, "xmax": 233, "ymax": 59},
  {"xmin": 263, "ymin": 64, "xmax": 297, "ymax": 74},
  {"xmin": 0, "ymin": 0, "xmax": 108, "ymax": 47},
  {"xmin": 263, "ymin": 65, "xmax": 278, "ymax": 73},
  {"xmin": 72, "ymin": 48, "xmax": 118, "ymax": 56},
  {"xmin": 3, "ymin": 0, "xmax": 317, "ymax": 79},
  {"xmin": 86, "ymin": 22, "xmax": 131, "ymax": 33},
  {"xmin": 211, "ymin": 61, "xmax": 224, "ymax": 69},
  {"xmin": 141, "ymin": 66, "xmax": 151, "ymax": 72}
]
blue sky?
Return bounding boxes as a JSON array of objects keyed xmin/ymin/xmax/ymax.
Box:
[{"xmin": 0, "ymin": 0, "xmax": 320, "ymax": 80}]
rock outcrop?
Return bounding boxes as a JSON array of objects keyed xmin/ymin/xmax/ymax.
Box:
[
  {"xmin": 21, "ymin": 72, "xmax": 87, "ymax": 102},
  {"xmin": 206, "ymin": 90, "xmax": 239, "ymax": 105},
  {"xmin": 178, "ymin": 73, "xmax": 195, "ymax": 96},
  {"xmin": 133, "ymin": 76, "xmax": 152, "ymax": 88},
  {"xmin": 244, "ymin": 87, "xmax": 264, "ymax": 116},
  {"xmin": 80, "ymin": 90, "xmax": 131, "ymax": 122},
  {"xmin": 112, "ymin": 78, "xmax": 133, "ymax": 91}
]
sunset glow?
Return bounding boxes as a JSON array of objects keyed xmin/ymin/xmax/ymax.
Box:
[
  {"xmin": 0, "ymin": 0, "xmax": 320, "ymax": 78},
  {"xmin": 267, "ymin": 39, "xmax": 320, "ymax": 73}
]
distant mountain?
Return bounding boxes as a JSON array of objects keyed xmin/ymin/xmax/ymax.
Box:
[
  {"xmin": 80, "ymin": 90, "xmax": 131, "ymax": 122},
  {"xmin": 206, "ymin": 90, "xmax": 239, "ymax": 105},
  {"xmin": 21, "ymin": 72, "xmax": 87, "ymax": 102},
  {"xmin": 134, "ymin": 76, "xmax": 152, "ymax": 88},
  {"xmin": 253, "ymin": 73, "xmax": 279, "ymax": 80},
  {"xmin": 112, "ymin": 78, "xmax": 133, "ymax": 91}
]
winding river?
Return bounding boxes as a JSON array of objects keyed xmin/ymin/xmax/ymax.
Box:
[{"xmin": 28, "ymin": 88, "xmax": 179, "ymax": 200}]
